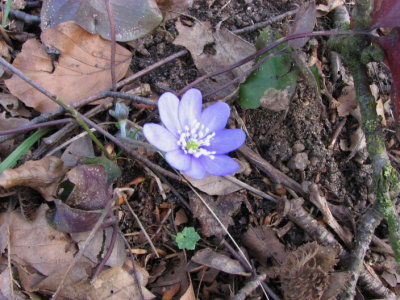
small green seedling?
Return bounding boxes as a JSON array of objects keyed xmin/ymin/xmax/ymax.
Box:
[{"xmin": 175, "ymin": 227, "xmax": 200, "ymax": 250}]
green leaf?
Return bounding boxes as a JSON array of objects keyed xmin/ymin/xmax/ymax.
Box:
[
  {"xmin": 175, "ymin": 227, "xmax": 201, "ymax": 250},
  {"xmin": 238, "ymin": 27, "xmax": 299, "ymax": 109},
  {"xmin": 0, "ymin": 128, "xmax": 51, "ymax": 174}
]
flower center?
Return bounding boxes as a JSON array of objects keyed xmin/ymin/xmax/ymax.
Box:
[{"xmin": 177, "ymin": 120, "xmax": 216, "ymax": 159}]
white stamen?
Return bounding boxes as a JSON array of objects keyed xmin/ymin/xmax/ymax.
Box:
[{"xmin": 176, "ymin": 119, "xmax": 216, "ymax": 159}]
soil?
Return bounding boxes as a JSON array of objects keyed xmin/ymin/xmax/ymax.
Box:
[{"xmin": 1, "ymin": 0, "xmax": 398, "ymax": 299}]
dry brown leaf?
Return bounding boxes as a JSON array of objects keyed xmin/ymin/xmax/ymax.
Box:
[
  {"xmin": 71, "ymin": 227, "xmax": 126, "ymax": 267},
  {"xmin": 157, "ymin": 0, "xmax": 194, "ymax": 21},
  {"xmin": 191, "ymin": 248, "xmax": 250, "ymax": 276},
  {"xmin": 0, "ymin": 113, "xmax": 29, "ymax": 157},
  {"xmin": 153, "ymin": 253, "xmax": 189, "ymax": 296},
  {"xmin": 31, "ymin": 258, "xmax": 92, "ymax": 297},
  {"xmin": 190, "ymin": 192, "xmax": 244, "ymax": 238},
  {"xmin": 179, "ymin": 281, "xmax": 196, "ymax": 300},
  {"xmin": 320, "ymin": 272, "xmax": 351, "ymax": 300},
  {"xmin": 0, "ymin": 204, "xmax": 76, "ymax": 276},
  {"xmin": 316, "ymin": 0, "xmax": 344, "ymax": 15},
  {"xmin": 0, "ymin": 93, "xmax": 31, "ymax": 118},
  {"xmin": 173, "ymin": 20, "xmax": 255, "ymax": 98},
  {"xmin": 0, "ymin": 156, "xmax": 68, "ymax": 201},
  {"xmin": 61, "ymin": 134, "xmax": 95, "ymax": 167},
  {"xmin": 0, "ymin": 267, "xmax": 28, "ymax": 300},
  {"xmin": 288, "ymin": 1, "xmax": 316, "ymax": 49},
  {"xmin": 242, "ymin": 226, "xmax": 287, "ymax": 265},
  {"xmin": 5, "ymin": 21, "xmax": 131, "ymax": 113},
  {"xmin": 92, "ymin": 266, "xmax": 154, "ymax": 300},
  {"xmin": 337, "ymin": 86, "xmax": 361, "ymax": 121},
  {"xmin": 184, "ymin": 174, "xmax": 242, "ymax": 196}
]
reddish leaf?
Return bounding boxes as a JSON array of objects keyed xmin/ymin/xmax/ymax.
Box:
[
  {"xmin": 371, "ymin": 0, "xmax": 400, "ymax": 28},
  {"xmin": 377, "ymin": 29, "xmax": 400, "ymax": 121}
]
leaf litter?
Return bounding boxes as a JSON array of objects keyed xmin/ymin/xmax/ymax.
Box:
[{"xmin": 0, "ymin": 0, "xmax": 400, "ymax": 299}]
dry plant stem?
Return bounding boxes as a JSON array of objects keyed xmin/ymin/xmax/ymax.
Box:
[
  {"xmin": 9, "ymin": 9, "xmax": 40, "ymax": 24},
  {"xmin": 340, "ymin": 204, "xmax": 382, "ymax": 299},
  {"xmin": 0, "ymin": 50, "xmax": 187, "ymax": 144},
  {"xmin": 328, "ymin": 118, "xmax": 346, "ymax": 149},
  {"xmin": 231, "ymin": 274, "xmax": 267, "ymax": 300},
  {"xmin": 221, "ymin": 239, "xmax": 280, "ymax": 300},
  {"xmin": 118, "ymin": 229, "xmax": 145, "ymax": 300},
  {"xmin": 0, "ymin": 118, "xmax": 72, "ymax": 135},
  {"xmin": 224, "ymin": 175, "xmax": 277, "ymax": 202},
  {"xmin": 232, "ymin": 8, "xmax": 299, "ymax": 34},
  {"xmin": 238, "ymin": 145, "xmax": 305, "ymax": 194},
  {"xmin": 178, "ymin": 29, "xmax": 371, "ymax": 96},
  {"xmin": 52, "ymin": 195, "xmax": 116, "ymax": 299},
  {"xmin": 7, "ymin": 199, "xmax": 15, "ymax": 300},
  {"xmin": 104, "ymin": 0, "xmax": 116, "ymax": 93},
  {"xmin": 124, "ymin": 197, "xmax": 160, "ymax": 258}
]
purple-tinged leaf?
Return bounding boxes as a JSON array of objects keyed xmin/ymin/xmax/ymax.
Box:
[
  {"xmin": 371, "ymin": 0, "xmax": 400, "ymax": 29},
  {"xmin": 64, "ymin": 164, "xmax": 112, "ymax": 210},
  {"xmin": 41, "ymin": 0, "xmax": 162, "ymax": 42},
  {"xmin": 46, "ymin": 199, "xmax": 114, "ymax": 233}
]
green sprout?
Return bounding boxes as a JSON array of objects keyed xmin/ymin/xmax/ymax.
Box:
[{"xmin": 175, "ymin": 227, "xmax": 201, "ymax": 250}]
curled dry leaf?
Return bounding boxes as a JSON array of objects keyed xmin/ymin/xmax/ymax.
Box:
[
  {"xmin": 5, "ymin": 21, "xmax": 132, "ymax": 113},
  {"xmin": 190, "ymin": 192, "xmax": 244, "ymax": 238},
  {"xmin": 191, "ymin": 248, "xmax": 250, "ymax": 276},
  {"xmin": 242, "ymin": 225, "xmax": 287, "ymax": 266},
  {"xmin": 156, "ymin": 0, "xmax": 194, "ymax": 22},
  {"xmin": 0, "ymin": 156, "xmax": 68, "ymax": 201},
  {"xmin": 41, "ymin": 0, "xmax": 162, "ymax": 41},
  {"xmin": 174, "ymin": 20, "xmax": 255, "ymax": 98},
  {"xmin": 0, "ymin": 204, "xmax": 76, "ymax": 276},
  {"xmin": 0, "ymin": 93, "xmax": 31, "ymax": 118}
]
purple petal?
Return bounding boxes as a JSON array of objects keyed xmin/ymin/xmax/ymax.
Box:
[
  {"xmin": 183, "ymin": 158, "xmax": 206, "ymax": 179},
  {"xmin": 165, "ymin": 150, "xmax": 191, "ymax": 171},
  {"xmin": 205, "ymin": 129, "xmax": 245, "ymax": 154},
  {"xmin": 200, "ymin": 155, "xmax": 239, "ymax": 176},
  {"xmin": 158, "ymin": 92, "xmax": 182, "ymax": 136},
  {"xmin": 143, "ymin": 123, "xmax": 179, "ymax": 152},
  {"xmin": 200, "ymin": 102, "xmax": 230, "ymax": 132},
  {"xmin": 179, "ymin": 89, "xmax": 202, "ymax": 128}
]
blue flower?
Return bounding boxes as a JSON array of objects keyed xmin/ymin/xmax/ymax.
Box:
[{"xmin": 143, "ymin": 89, "xmax": 246, "ymax": 179}]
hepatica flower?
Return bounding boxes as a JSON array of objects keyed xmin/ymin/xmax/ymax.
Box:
[{"xmin": 143, "ymin": 89, "xmax": 245, "ymax": 179}]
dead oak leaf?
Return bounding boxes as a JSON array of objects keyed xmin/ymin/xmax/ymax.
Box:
[
  {"xmin": 0, "ymin": 204, "xmax": 76, "ymax": 276},
  {"xmin": 189, "ymin": 192, "xmax": 244, "ymax": 238},
  {"xmin": 5, "ymin": 21, "xmax": 132, "ymax": 113},
  {"xmin": 173, "ymin": 20, "xmax": 255, "ymax": 98}
]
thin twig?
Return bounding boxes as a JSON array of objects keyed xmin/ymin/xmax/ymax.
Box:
[
  {"xmin": 232, "ymin": 8, "xmax": 299, "ymax": 35},
  {"xmin": 9, "ymin": 9, "xmax": 40, "ymax": 25},
  {"xmin": 231, "ymin": 274, "xmax": 267, "ymax": 300},
  {"xmin": 0, "ymin": 118, "xmax": 72, "ymax": 136},
  {"xmin": 123, "ymin": 188, "xmax": 160, "ymax": 258},
  {"xmin": 224, "ymin": 175, "xmax": 277, "ymax": 202},
  {"xmin": 104, "ymin": 0, "xmax": 116, "ymax": 93}
]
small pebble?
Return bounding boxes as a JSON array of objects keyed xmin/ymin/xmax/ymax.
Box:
[
  {"xmin": 292, "ymin": 142, "xmax": 305, "ymax": 153},
  {"xmin": 287, "ymin": 152, "xmax": 310, "ymax": 171}
]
